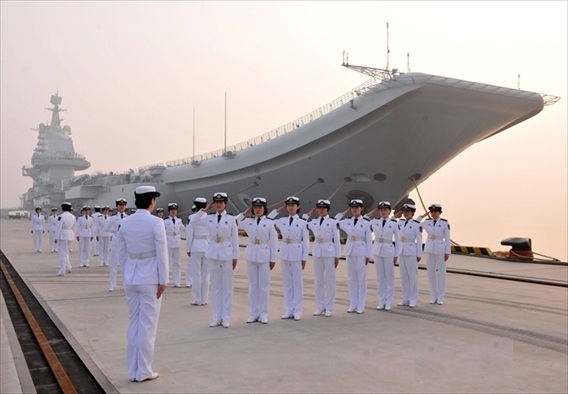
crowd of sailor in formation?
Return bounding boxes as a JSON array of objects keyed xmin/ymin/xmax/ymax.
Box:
[{"xmin": 29, "ymin": 194, "xmax": 450, "ymax": 328}]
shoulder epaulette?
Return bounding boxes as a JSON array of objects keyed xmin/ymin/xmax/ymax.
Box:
[
  {"xmin": 208, "ymin": 212, "xmax": 216, "ymax": 215},
  {"xmin": 425, "ymin": 218, "xmax": 432, "ymax": 221},
  {"xmin": 112, "ymin": 213, "xmax": 118, "ymax": 216},
  {"xmin": 412, "ymin": 219, "xmax": 420, "ymax": 224},
  {"xmin": 441, "ymin": 218, "xmax": 448, "ymax": 222},
  {"xmin": 390, "ymin": 218, "xmax": 397, "ymax": 222},
  {"xmin": 363, "ymin": 217, "xmax": 370, "ymax": 222},
  {"xmin": 226, "ymin": 213, "xmax": 234, "ymax": 216}
]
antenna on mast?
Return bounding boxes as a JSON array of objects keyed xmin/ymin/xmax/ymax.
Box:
[
  {"xmin": 386, "ymin": 22, "xmax": 390, "ymax": 71},
  {"xmin": 518, "ymin": 74, "xmax": 521, "ymax": 90},
  {"xmin": 407, "ymin": 53, "xmax": 410, "ymax": 73},
  {"xmin": 192, "ymin": 107, "xmax": 196, "ymax": 160}
]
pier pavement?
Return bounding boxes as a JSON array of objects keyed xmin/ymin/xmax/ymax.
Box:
[{"xmin": 1, "ymin": 219, "xmax": 567, "ymax": 393}]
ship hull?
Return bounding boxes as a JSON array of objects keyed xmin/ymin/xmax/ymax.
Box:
[{"xmin": 36, "ymin": 73, "xmax": 544, "ymax": 217}]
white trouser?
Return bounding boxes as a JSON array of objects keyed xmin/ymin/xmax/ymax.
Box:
[
  {"xmin": 313, "ymin": 256, "xmax": 336, "ymax": 312},
  {"xmin": 57, "ymin": 240, "xmax": 71, "ymax": 275},
  {"xmin": 399, "ymin": 254, "xmax": 419, "ymax": 304},
  {"xmin": 124, "ymin": 284, "xmax": 162, "ymax": 382},
  {"xmin": 109, "ymin": 242, "xmax": 120, "ymax": 289},
  {"xmin": 78, "ymin": 237, "xmax": 91, "ymax": 266},
  {"xmin": 168, "ymin": 248, "xmax": 181, "ymax": 286},
  {"xmin": 346, "ymin": 255, "xmax": 368, "ymax": 311},
  {"xmin": 49, "ymin": 231, "xmax": 57, "ymax": 252},
  {"xmin": 32, "ymin": 230, "xmax": 43, "ymax": 252},
  {"xmin": 208, "ymin": 259, "xmax": 234, "ymax": 324},
  {"xmin": 281, "ymin": 259, "xmax": 303, "ymax": 316},
  {"xmin": 92, "ymin": 237, "xmax": 99, "ymax": 256},
  {"xmin": 373, "ymin": 255, "xmax": 395, "ymax": 307},
  {"xmin": 247, "ymin": 261, "xmax": 271, "ymax": 319},
  {"xmin": 190, "ymin": 252, "xmax": 209, "ymax": 304},
  {"xmin": 426, "ymin": 253, "xmax": 446, "ymax": 302},
  {"xmin": 98, "ymin": 237, "xmax": 111, "ymax": 265},
  {"xmin": 185, "ymin": 255, "xmax": 192, "ymax": 287}
]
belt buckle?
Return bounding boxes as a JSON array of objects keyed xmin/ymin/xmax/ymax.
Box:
[
  {"xmin": 401, "ymin": 237, "xmax": 407, "ymax": 243},
  {"xmin": 216, "ymin": 236, "xmax": 222, "ymax": 243},
  {"xmin": 254, "ymin": 239, "xmax": 260, "ymax": 245},
  {"xmin": 431, "ymin": 235, "xmax": 437, "ymax": 240},
  {"xmin": 317, "ymin": 237, "xmax": 323, "ymax": 244},
  {"xmin": 285, "ymin": 238, "xmax": 291, "ymax": 244},
  {"xmin": 349, "ymin": 235, "xmax": 356, "ymax": 241},
  {"xmin": 378, "ymin": 237, "xmax": 384, "ymax": 243},
  {"xmin": 172, "ymin": 232, "xmax": 177, "ymax": 237}
]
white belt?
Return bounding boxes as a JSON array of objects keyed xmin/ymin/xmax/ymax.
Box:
[
  {"xmin": 374, "ymin": 238, "xmax": 391, "ymax": 244},
  {"xmin": 316, "ymin": 237, "xmax": 333, "ymax": 244},
  {"xmin": 193, "ymin": 235, "xmax": 209, "ymax": 240},
  {"xmin": 283, "ymin": 238, "xmax": 302, "ymax": 244},
  {"xmin": 348, "ymin": 236, "xmax": 365, "ymax": 242},
  {"xmin": 128, "ymin": 251, "xmax": 157, "ymax": 259},
  {"xmin": 249, "ymin": 238, "xmax": 268, "ymax": 245},
  {"xmin": 214, "ymin": 236, "xmax": 230, "ymax": 243}
]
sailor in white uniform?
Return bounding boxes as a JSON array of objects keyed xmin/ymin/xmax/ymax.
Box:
[
  {"xmin": 115, "ymin": 185, "xmax": 168, "ymax": 383},
  {"xmin": 91, "ymin": 205, "xmax": 103, "ymax": 256},
  {"xmin": 304, "ymin": 199, "xmax": 341, "ymax": 317},
  {"xmin": 237, "ymin": 197, "xmax": 278, "ymax": 324},
  {"xmin": 185, "ymin": 198, "xmax": 210, "ymax": 305},
  {"xmin": 418, "ymin": 203, "xmax": 451, "ymax": 305},
  {"xmin": 336, "ymin": 199, "xmax": 372, "ymax": 314},
  {"xmin": 156, "ymin": 207, "xmax": 164, "ymax": 218},
  {"xmin": 48, "ymin": 207, "xmax": 59, "ymax": 252},
  {"xmin": 164, "ymin": 203, "xmax": 184, "ymax": 287},
  {"xmin": 55, "ymin": 202, "xmax": 76, "ymax": 276},
  {"xmin": 268, "ymin": 196, "xmax": 309, "ymax": 321},
  {"xmin": 103, "ymin": 198, "xmax": 128, "ymax": 291},
  {"xmin": 192, "ymin": 193, "xmax": 239, "ymax": 328},
  {"xmin": 396, "ymin": 204, "xmax": 422, "ymax": 307},
  {"xmin": 76, "ymin": 206, "xmax": 94, "ymax": 267},
  {"xmin": 368, "ymin": 201, "xmax": 401, "ymax": 311},
  {"xmin": 31, "ymin": 206, "xmax": 45, "ymax": 252},
  {"xmin": 96, "ymin": 206, "xmax": 112, "ymax": 266}
]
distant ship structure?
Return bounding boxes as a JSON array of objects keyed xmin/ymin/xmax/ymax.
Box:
[{"xmin": 20, "ymin": 67, "xmax": 559, "ymax": 215}]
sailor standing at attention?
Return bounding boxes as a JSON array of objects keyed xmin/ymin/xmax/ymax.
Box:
[
  {"xmin": 237, "ymin": 197, "xmax": 278, "ymax": 324},
  {"xmin": 48, "ymin": 207, "xmax": 59, "ymax": 252},
  {"xmin": 418, "ymin": 204, "xmax": 451, "ymax": 305},
  {"xmin": 91, "ymin": 205, "xmax": 103, "ymax": 257},
  {"xmin": 156, "ymin": 207, "xmax": 164, "ymax": 218},
  {"xmin": 31, "ymin": 206, "xmax": 45, "ymax": 253},
  {"xmin": 268, "ymin": 196, "xmax": 309, "ymax": 321},
  {"xmin": 54, "ymin": 202, "xmax": 76, "ymax": 276},
  {"xmin": 192, "ymin": 193, "xmax": 239, "ymax": 328},
  {"xmin": 395, "ymin": 204, "xmax": 422, "ymax": 308},
  {"xmin": 103, "ymin": 198, "xmax": 128, "ymax": 292},
  {"xmin": 76, "ymin": 206, "xmax": 94, "ymax": 268},
  {"xmin": 185, "ymin": 198, "xmax": 210, "ymax": 306},
  {"xmin": 367, "ymin": 201, "xmax": 401, "ymax": 311},
  {"xmin": 96, "ymin": 206, "xmax": 112, "ymax": 266},
  {"xmin": 164, "ymin": 203, "xmax": 184, "ymax": 288},
  {"xmin": 303, "ymin": 199, "xmax": 341, "ymax": 317},
  {"xmin": 336, "ymin": 199, "xmax": 372, "ymax": 314},
  {"xmin": 115, "ymin": 186, "xmax": 168, "ymax": 383}
]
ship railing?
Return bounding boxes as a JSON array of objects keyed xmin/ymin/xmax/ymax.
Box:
[{"xmin": 162, "ymin": 78, "xmax": 379, "ymax": 168}]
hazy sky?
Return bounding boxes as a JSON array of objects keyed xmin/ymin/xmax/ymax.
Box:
[{"xmin": 1, "ymin": 1, "xmax": 566, "ymax": 260}]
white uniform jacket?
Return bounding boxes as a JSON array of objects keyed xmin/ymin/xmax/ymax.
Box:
[
  {"xmin": 398, "ymin": 219, "xmax": 423, "ymax": 257},
  {"xmin": 370, "ymin": 218, "xmax": 401, "ymax": 258},
  {"xmin": 31, "ymin": 213, "xmax": 45, "ymax": 231},
  {"xmin": 48, "ymin": 214, "xmax": 58, "ymax": 233},
  {"xmin": 115, "ymin": 210, "xmax": 169, "ymax": 286},
  {"xmin": 268, "ymin": 211, "xmax": 309, "ymax": 262},
  {"xmin": 307, "ymin": 215, "xmax": 341, "ymax": 258},
  {"xmin": 193, "ymin": 210, "xmax": 239, "ymax": 261},
  {"xmin": 185, "ymin": 212, "xmax": 209, "ymax": 253},
  {"xmin": 97, "ymin": 215, "xmax": 112, "ymax": 237},
  {"xmin": 164, "ymin": 216, "xmax": 183, "ymax": 249},
  {"xmin": 75, "ymin": 215, "xmax": 93, "ymax": 238},
  {"xmin": 421, "ymin": 218, "xmax": 451, "ymax": 255},
  {"xmin": 91, "ymin": 212, "xmax": 103, "ymax": 237},
  {"xmin": 102, "ymin": 212, "xmax": 127, "ymax": 240},
  {"xmin": 336, "ymin": 215, "xmax": 372, "ymax": 258},
  {"xmin": 55, "ymin": 212, "xmax": 76, "ymax": 241},
  {"xmin": 236, "ymin": 214, "xmax": 278, "ymax": 263}
]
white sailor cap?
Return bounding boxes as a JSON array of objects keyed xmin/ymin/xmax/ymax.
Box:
[
  {"xmin": 316, "ymin": 199, "xmax": 331, "ymax": 209},
  {"xmin": 135, "ymin": 186, "xmax": 160, "ymax": 198},
  {"xmin": 428, "ymin": 203, "xmax": 443, "ymax": 212},
  {"xmin": 168, "ymin": 202, "xmax": 179, "ymax": 210},
  {"xmin": 101, "ymin": 206, "xmax": 110, "ymax": 210},
  {"xmin": 51, "ymin": 207, "xmax": 58, "ymax": 211},
  {"xmin": 94, "ymin": 205, "xmax": 101, "ymax": 209},
  {"xmin": 61, "ymin": 202, "xmax": 72, "ymax": 208},
  {"xmin": 285, "ymin": 196, "xmax": 300, "ymax": 205},
  {"xmin": 156, "ymin": 207, "xmax": 164, "ymax": 212},
  {"xmin": 349, "ymin": 199, "xmax": 364, "ymax": 207},
  {"xmin": 35, "ymin": 206, "xmax": 42, "ymax": 210},
  {"xmin": 81, "ymin": 205, "xmax": 91, "ymax": 210},
  {"xmin": 194, "ymin": 197, "xmax": 207, "ymax": 204},
  {"xmin": 213, "ymin": 192, "xmax": 228, "ymax": 201},
  {"xmin": 401, "ymin": 203, "xmax": 416, "ymax": 212},
  {"xmin": 377, "ymin": 201, "xmax": 391, "ymax": 209},
  {"xmin": 251, "ymin": 197, "xmax": 267, "ymax": 206},
  {"xmin": 115, "ymin": 198, "xmax": 127, "ymax": 205}
]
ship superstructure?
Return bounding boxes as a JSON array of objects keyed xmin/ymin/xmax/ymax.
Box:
[{"xmin": 21, "ymin": 94, "xmax": 90, "ymax": 210}]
